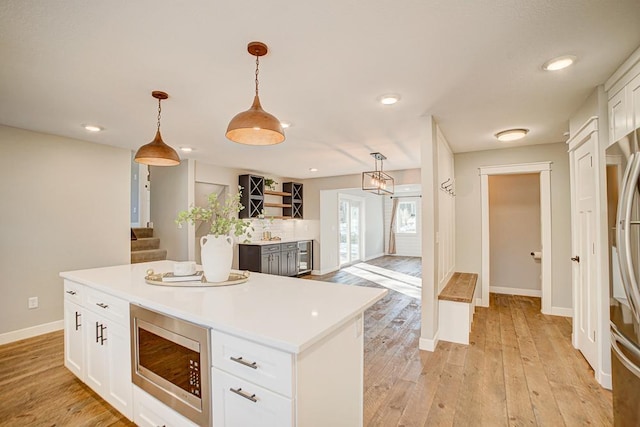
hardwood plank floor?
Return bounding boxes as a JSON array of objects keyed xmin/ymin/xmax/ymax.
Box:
[{"xmin": 0, "ymin": 256, "xmax": 612, "ymax": 426}]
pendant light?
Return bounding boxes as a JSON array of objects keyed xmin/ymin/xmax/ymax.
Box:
[
  {"xmin": 226, "ymin": 41, "xmax": 285, "ymax": 146},
  {"xmin": 362, "ymin": 152, "xmax": 394, "ymax": 195},
  {"xmin": 134, "ymin": 91, "xmax": 180, "ymax": 166}
]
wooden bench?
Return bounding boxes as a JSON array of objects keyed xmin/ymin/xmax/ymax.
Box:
[{"xmin": 438, "ymin": 272, "xmax": 478, "ymax": 345}]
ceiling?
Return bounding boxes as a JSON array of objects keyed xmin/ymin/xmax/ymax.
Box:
[{"xmin": 1, "ymin": 1, "xmax": 639, "ymax": 179}]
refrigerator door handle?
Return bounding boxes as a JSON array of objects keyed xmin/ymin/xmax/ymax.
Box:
[
  {"xmin": 616, "ymin": 153, "xmax": 640, "ymax": 323},
  {"xmin": 611, "ymin": 327, "xmax": 640, "ymax": 379}
]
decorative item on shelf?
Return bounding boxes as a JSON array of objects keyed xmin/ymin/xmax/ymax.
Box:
[
  {"xmin": 134, "ymin": 91, "xmax": 180, "ymax": 166},
  {"xmin": 362, "ymin": 152, "xmax": 394, "ymax": 195},
  {"xmin": 176, "ymin": 188, "xmax": 253, "ymax": 282},
  {"xmin": 257, "ymin": 210, "xmax": 275, "ymax": 240},
  {"xmin": 264, "ymin": 178, "xmax": 278, "ymax": 191},
  {"xmin": 226, "ymin": 41, "xmax": 285, "ymax": 146}
]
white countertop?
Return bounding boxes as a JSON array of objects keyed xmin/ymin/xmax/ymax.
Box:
[
  {"xmin": 60, "ymin": 261, "xmax": 386, "ymax": 354},
  {"xmin": 243, "ymin": 238, "xmax": 311, "ymax": 246}
]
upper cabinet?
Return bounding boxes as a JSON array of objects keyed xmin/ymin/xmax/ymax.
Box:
[
  {"xmin": 606, "ymin": 47, "xmax": 640, "ymax": 145},
  {"xmin": 238, "ymin": 175, "xmax": 303, "ymax": 219},
  {"xmin": 239, "ymin": 174, "xmax": 264, "ymax": 219},
  {"xmin": 282, "ymin": 182, "xmax": 303, "ymax": 219}
]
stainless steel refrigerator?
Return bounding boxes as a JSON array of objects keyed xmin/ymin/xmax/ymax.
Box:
[{"xmin": 606, "ymin": 128, "xmax": 640, "ymax": 426}]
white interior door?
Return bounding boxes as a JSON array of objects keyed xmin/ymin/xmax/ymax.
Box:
[
  {"xmin": 339, "ymin": 196, "xmax": 363, "ymax": 266},
  {"xmin": 574, "ymin": 134, "xmax": 599, "ymax": 370}
]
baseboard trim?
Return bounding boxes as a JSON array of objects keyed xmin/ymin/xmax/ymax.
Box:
[
  {"xmin": 476, "ymin": 297, "xmax": 486, "ymax": 307},
  {"xmin": 551, "ymin": 306, "xmax": 573, "ymax": 317},
  {"xmin": 419, "ymin": 332, "xmax": 439, "ymax": 352},
  {"xmin": 598, "ymin": 371, "xmax": 612, "ymax": 390},
  {"xmin": 317, "ymin": 266, "xmax": 339, "ymax": 275},
  {"xmin": 490, "ymin": 286, "xmax": 542, "ymax": 297},
  {"xmin": 0, "ymin": 320, "xmax": 64, "ymax": 345}
]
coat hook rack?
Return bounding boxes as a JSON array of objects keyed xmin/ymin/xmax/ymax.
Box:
[{"xmin": 439, "ymin": 178, "xmax": 455, "ymax": 197}]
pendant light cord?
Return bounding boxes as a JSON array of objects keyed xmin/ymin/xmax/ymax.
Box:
[
  {"xmin": 157, "ymin": 98, "xmax": 162, "ymax": 132},
  {"xmin": 255, "ymin": 54, "xmax": 260, "ymax": 97}
]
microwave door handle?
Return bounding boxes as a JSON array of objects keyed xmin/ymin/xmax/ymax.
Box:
[
  {"xmin": 618, "ymin": 153, "xmax": 640, "ymax": 323},
  {"xmin": 611, "ymin": 328, "xmax": 640, "ymax": 379}
]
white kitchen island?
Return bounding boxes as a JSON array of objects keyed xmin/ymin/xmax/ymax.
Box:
[{"xmin": 60, "ymin": 260, "xmax": 387, "ymax": 427}]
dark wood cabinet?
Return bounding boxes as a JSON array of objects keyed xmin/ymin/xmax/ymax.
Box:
[
  {"xmin": 282, "ymin": 182, "xmax": 303, "ymax": 219},
  {"xmin": 238, "ymin": 174, "xmax": 264, "ymax": 218}
]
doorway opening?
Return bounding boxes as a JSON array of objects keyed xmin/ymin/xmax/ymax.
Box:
[
  {"xmin": 339, "ymin": 194, "xmax": 364, "ymax": 266},
  {"xmin": 488, "ymin": 173, "xmax": 542, "ymax": 297},
  {"xmin": 480, "ymin": 162, "xmax": 552, "ymax": 313}
]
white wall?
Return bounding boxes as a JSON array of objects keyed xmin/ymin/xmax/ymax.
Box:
[
  {"xmin": 0, "ymin": 125, "xmax": 130, "ymax": 337},
  {"xmin": 489, "ymin": 174, "xmax": 541, "ymax": 293},
  {"xmin": 455, "ymin": 142, "xmax": 572, "ymax": 309}
]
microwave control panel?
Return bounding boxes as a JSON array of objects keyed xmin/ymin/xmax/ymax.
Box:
[{"xmin": 189, "ymin": 359, "xmax": 201, "ymax": 396}]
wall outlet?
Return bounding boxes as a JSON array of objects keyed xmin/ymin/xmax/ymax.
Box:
[{"xmin": 28, "ymin": 296, "xmax": 38, "ymax": 309}]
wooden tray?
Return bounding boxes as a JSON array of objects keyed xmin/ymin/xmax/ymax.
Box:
[{"xmin": 144, "ymin": 270, "xmax": 250, "ymax": 287}]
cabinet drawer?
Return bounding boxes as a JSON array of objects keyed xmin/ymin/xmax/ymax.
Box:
[
  {"xmin": 212, "ymin": 368, "xmax": 293, "ymax": 427},
  {"xmin": 85, "ymin": 288, "xmax": 129, "ymax": 325},
  {"xmin": 63, "ymin": 280, "xmax": 84, "ymax": 304},
  {"xmin": 133, "ymin": 386, "xmax": 198, "ymax": 427},
  {"xmin": 211, "ymin": 330, "xmax": 293, "ymax": 397},
  {"xmin": 280, "ymin": 242, "xmax": 298, "ymax": 251},
  {"xmin": 261, "ymin": 244, "xmax": 281, "ymax": 254}
]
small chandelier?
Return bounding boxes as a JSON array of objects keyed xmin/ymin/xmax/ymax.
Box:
[
  {"xmin": 134, "ymin": 91, "xmax": 180, "ymax": 166},
  {"xmin": 362, "ymin": 152, "xmax": 394, "ymax": 195},
  {"xmin": 226, "ymin": 41, "xmax": 285, "ymax": 146}
]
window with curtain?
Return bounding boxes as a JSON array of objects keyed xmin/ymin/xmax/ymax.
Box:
[{"xmin": 396, "ymin": 201, "xmax": 417, "ymax": 233}]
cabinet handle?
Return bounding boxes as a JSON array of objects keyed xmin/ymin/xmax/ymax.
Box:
[
  {"xmin": 95, "ymin": 322, "xmax": 100, "ymax": 343},
  {"xmin": 100, "ymin": 324, "xmax": 107, "ymax": 345},
  {"xmin": 66, "ymin": 290, "xmax": 77, "ymax": 295},
  {"xmin": 75, "ymin": 311, "xmax": 81, "ymax": 331},
  {"xmin": 96, "ymin": 302, "xmax": 109, "ymax": 309},
  {"xmin": 230, "ymin": 356, "xmax": 258, "ymax": 369},
  {"xmin": 230, "ymin": 387, "xmax": 257, "ymax": 403}
]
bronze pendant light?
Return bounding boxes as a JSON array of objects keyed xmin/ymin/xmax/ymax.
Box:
[
  {"xmin": 134, "ymin": 91, "xmax": 180, "ymax": 166},
  {"xmin": 226, "ymin": 41, "xmax": 285, "ymax": 146}
]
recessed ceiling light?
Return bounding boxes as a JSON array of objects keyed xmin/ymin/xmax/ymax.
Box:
[
  {"xmin": 495, "ymin": 128, "xmax": 529, "ymax": 142},
  {"xmin": 281, "ymin": 121, "xmax": 292, "ymax": 129},
  {"xmin": 542, "ymin": 55, "xmax": 576, "ymax": 71},
  {"xmin": 83, "ymin": 124, "xmax": 103, "ymax": 132},
  {"xmin": 179, "ymin": 147, "xmax": 193, "ymax": 152},
  {"xmin": 378, "ymin": 94, "xmax": 401, "ymax": 105},
  {"xmin": 309, "ymin": 168, "xmax": 318, "ymax": 172}
]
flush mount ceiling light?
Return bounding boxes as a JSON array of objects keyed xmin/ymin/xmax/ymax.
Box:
[
  {"xmin": 179, "ymin": 147, "xmax": 194, "ymax": 152},
  {"xmin": 309, "ymin": 168, "xmax": 318, "ymax": 172},
  {"xmin": 362, "ymin": 152, "xmax": 394, "ymax": 195},
  {"xmin": 226, "ymin": 41, "xmax": 285, "ymax": 146},
  {"xmin": 134, "ymin": 91, "xmax": 180, "ymax": 166},
  {"xmin": 378, "ymin": 94, "xmax": 401, "ymax": 105},
  {"xmin": 542, "ymin": 55, "xmax": 576, "ymax": 71},
  {"xmin": 82, "ymin": 124, "xmax": 103, "ymax": 132},
  {"xmin": 495, "ymin": 128, "xmax": 529, "ymax": 142},
  {"xmin": 280, "ymin": 121, "xmax": 292, "ymax": 129}
]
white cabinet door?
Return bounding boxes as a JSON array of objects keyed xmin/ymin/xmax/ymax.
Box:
[
  {"xmin": 133, "ymin": 386, "xmax": 198, "ymax": 427},
  {"xmin": 212, "ymin": 368, "xmax": 293, "ymax": 427},
  {"xmin": 106, "ymin": 321, "xmax": 133, "ymax": 419},
  {"xmin": 609, "ymin": 88, "xmax": 630, "ymax": 143},
  {"xmin": 572, "ymin": 132, "xmax": 599, "ymax": 370},
  {"xmin": 83, "ymin": 308, "xmax": 133, "ymax": 419},
  {"xmin": 63, "ymin": 299, "xmax": 84, "ymax": 379},
  {"xmin": 84, "ymin": 308, "xmax": 108, "ymax": 394}
]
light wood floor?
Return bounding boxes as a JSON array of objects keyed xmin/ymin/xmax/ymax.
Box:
[{"xmin": 0, "ymin": 256, "xmax": 612, "ymax": 426}]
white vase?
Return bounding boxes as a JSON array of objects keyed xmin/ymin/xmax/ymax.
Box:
[{"xmin": 200, "ymin": 234, "xmax": 233, "ymax": 282}]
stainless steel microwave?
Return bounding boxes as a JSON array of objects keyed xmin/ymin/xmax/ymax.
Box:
[{"xmin": 130, "ymin": 304, "xmax": 211, "ymax": 426}]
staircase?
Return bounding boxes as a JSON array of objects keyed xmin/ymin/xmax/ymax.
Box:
[{"xmin": 131, "ymin": 227, "xmax": 167, "ymax": 264}]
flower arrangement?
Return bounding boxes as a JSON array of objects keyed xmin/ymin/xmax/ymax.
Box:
[
  {"xmin": 264, "ymin": 178, "xmax": 278, "ymax": 191},
  {"xmin": 176, "ymin": 187, "xmax": 253, "ymax": 239}
]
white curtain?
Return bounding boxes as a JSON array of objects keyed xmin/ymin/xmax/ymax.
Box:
[{"xmin": 388, "ymin": 197, "xmax": 399, "ymax": 254}]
